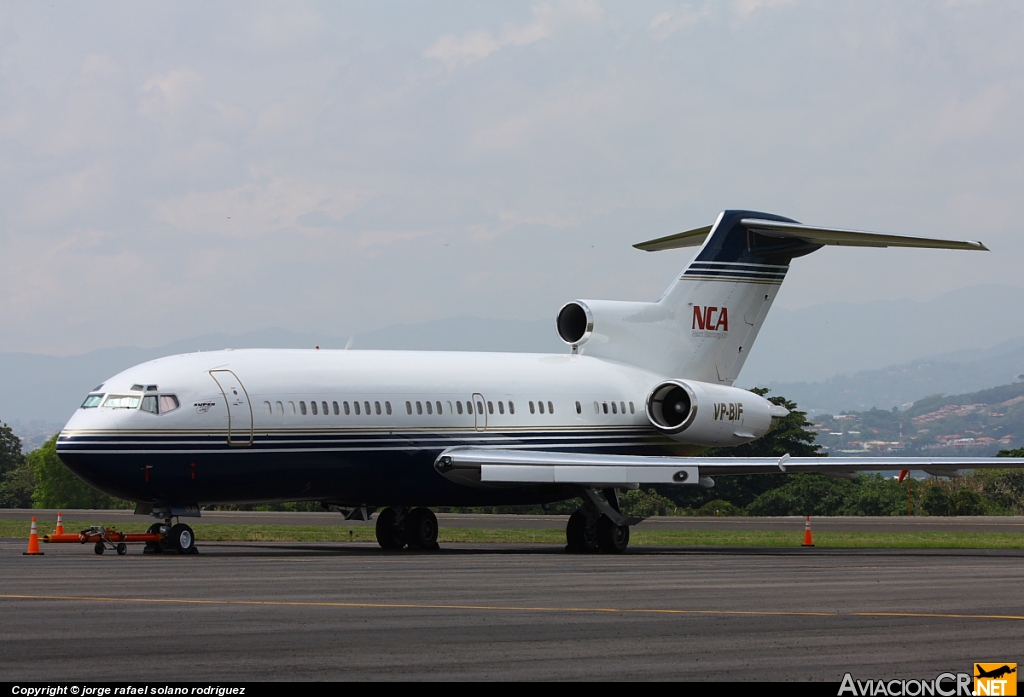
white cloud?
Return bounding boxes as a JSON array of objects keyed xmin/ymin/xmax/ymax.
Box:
[
  {"xmin": 649, "ymin": 5, "xmax": 713, "ymax": 40},
  {"xmin": 927, "ymin": 84, "xmax": 1011, "ymax": 143},
  {"xmin": 425, "ymin": 1, "xmax": 603, "ymax": 69},
  {"xmin": 22, "ymin": 165, "xmax": 112, "ymax": 225},
  {"xmin": 243, "ymin": 6, "xmax": 325, "ymax": 51},
  {"xmin": 154, "ymin": 173, "xmax": 373, "ymax": 239},
  {"xmin": 468, "ymin": 83, "xmax": 632, "ymax": 152},
  {"xmin": 138, "ymin": 68, "xmax": 204, "ymax": 117},
  {"xmin": 733, "ymin": 0, "xmax": 797, "ymax": 20}
]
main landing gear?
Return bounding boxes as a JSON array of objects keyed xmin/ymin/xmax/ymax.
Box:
[
  {"xmin": 375, "ymin": 507, "xmax": 439, "ymax": 551},
  {"xmin": 565, "ymin": 488, "xmax": 638, "ymax": 554}
]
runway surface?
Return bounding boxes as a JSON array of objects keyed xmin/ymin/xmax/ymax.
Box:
[
  {"xmin": 5, "ymin": 508, "xmax": 1024, "ymax": 533},
  {"xmin": 2, "ymin": 537, "xmax": 1022, "ymax": 681}
]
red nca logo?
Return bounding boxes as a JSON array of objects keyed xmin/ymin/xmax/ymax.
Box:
[{"xmin": 692, "ymin": 305, "xmax": 729, "ymax": 332}]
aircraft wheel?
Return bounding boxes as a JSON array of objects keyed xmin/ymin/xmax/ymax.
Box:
[
  {"xmin": 94, "ymin": 542, "xmax": 104, "ymax": 555},
  {"xmin": 144, "ymin": 523, "xmax": 164, "ymax": 554},
  {"xmin": 405, "ymin": 508, "xmax": 439, "ymax": 550},
  {"xmin": 565, "ymin": 511, "xmax": 598, "ymax": 553},
  {"xmin": 375, "ymin": 507, "xmax": 407, "ymax": 550},
  {"xmin": 116, "ymin": 543, "xmax": 127, "ymax": 555},
  {"xmin": 170, "ymin": 523, "xmax": 195, "ymax": 554},
  {"xmin": 596, "ymin": 515, "xmax": 630, "ymax": 554}
]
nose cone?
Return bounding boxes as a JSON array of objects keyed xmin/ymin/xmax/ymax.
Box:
[{"xmin": 56, "ymin": 409, "xmax": 129, "ymax": 500}]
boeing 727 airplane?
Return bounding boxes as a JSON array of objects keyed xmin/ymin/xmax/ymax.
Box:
[{"xmin": 55, "ymin": 210, "xmax": 1024, "ymax": 554}]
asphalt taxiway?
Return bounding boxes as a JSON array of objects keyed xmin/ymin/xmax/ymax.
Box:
[{"xmin": 2, "ymin": 536, "xmax": 1022, "ymax": 681}]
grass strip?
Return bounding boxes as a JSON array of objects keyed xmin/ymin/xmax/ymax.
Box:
[{"xmin": 3, "ymin": 519, "xmax": 1024, "ymax": 548}]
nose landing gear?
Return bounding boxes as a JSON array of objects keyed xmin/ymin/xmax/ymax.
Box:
[{"xmin": 142, "ymin": 519, "xmax": 198, "ymax": 555}]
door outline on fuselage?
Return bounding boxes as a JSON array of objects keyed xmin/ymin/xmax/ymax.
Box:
[
  {"xmin": 209, "ymin": 369, "xmax": 254, "ymax": 446},
  {"xmin": 472, "ymin": 392, "xmax": 487, "ymax": 431}
]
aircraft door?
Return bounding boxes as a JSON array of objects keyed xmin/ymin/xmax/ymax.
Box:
[
  {"xmin": 209, "ymin": 370, "xmax": 254, "ymax": 446},
  {"xmin": 472, "ymin": 392, "xmax": 487, "ymax": 431}
]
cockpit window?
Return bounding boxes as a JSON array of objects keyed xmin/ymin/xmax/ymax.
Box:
[
  {"xmin": 130, "ymin": 384, "xmax": 144, "ymax": 392},
  {"xmin": 140, "ymin": 394, "xmax": 180, "ymax": 414},
  {"xmin": 81, "ymin": 394, "xmax": 104, "ymax": 408},
  {"xmin": 103, "ymin": 394, "xmax": 141, "ymax": 409}
]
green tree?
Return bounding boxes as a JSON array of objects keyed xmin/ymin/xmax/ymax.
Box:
[
  {"xmin": 619, "ymin": 488, "xmax": 678, "ymax": 516},
  {"xmin": 0, "ymin": 422, "xmax": 23, "ymax": 477},
  {"xmin": 746, "ymin": 473, "xmax": 855, "ymax": 516},
  {"xmin": 29, "ymin": 435, "xmax": 128, "ymax": 509},
  {"xmin": 656, "ymin": 389, "xmax": 825, "ymax": 511},
  {"xmin": 0, "ymin": 422, "xmax": 35, "ymax": 508},
  {"xmin": 921, "ymin": 485, "xmax": 953, "ymax": 516},
  {"xmin": 971, "ymin": 453, "xmax": 1024, "ymax": 515},
  {"xmin": 843, "ymin": 474, "xmax": 909, "ymax": 516}
]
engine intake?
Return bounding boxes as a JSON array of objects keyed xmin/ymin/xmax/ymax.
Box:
[
  {"xmin": 648, "ymin": 381, "xmax": 697, "ymax": 432},
  {"xmin": 556, "ymin": 302, "xmax": 593, "ymax": 345}
]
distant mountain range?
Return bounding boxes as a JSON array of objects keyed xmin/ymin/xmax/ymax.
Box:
[
  {"xmin": 2, "ymin": 284, "xmax": 1022, "ymax": 439},
  {"xmin": 760, "ymin": 337, "xmax": 1024, "ymax": 416}
]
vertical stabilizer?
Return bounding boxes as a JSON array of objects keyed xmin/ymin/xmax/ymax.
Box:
[
  {"xmin": 563, "ymin": 211, "xmax": 820, "ymax": 383},
  {"xmin": 655, "ymin": 210, "xmax": 819, "ymax": 383}
]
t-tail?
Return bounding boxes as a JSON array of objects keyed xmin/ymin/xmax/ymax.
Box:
[{"xmin": 555, "ymin": 209, "xmax": 987, "ymax": 383}]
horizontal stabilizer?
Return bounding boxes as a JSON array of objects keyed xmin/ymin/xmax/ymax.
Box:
[
  {"xmin": 739, "ymin": 218, "xmax": 988, "ymax": 251},
  {"xmin": 435, "ymin": 447, "xmax": 1024, "ymax": 488},
  {"xmin": 635, "ymin": 217, "xmax": 988, "ymax": 252},
  {"xmin": 633, "ymin": 224, "xmax": 713, "ymax": 251}
]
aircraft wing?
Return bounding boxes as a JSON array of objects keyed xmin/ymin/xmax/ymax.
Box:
[{"xmin": 434, "ymin": 447, "xmax": 1024, "ymax": 488}]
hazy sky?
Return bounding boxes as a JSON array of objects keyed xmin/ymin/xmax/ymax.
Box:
[{"xmin": 2, "ymin": 1, "xmax": 1022, "ymax": 356}]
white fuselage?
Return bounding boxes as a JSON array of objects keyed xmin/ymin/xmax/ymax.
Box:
[{"xmin": 57, "ymin": 348, "xmax": 702, "ymax": 507}]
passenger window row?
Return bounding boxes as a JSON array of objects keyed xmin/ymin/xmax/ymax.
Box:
[
  {"xmin": 407, "ymin": 399, "xmax": 520, "ymax": 416},
  {"xmin": 574, "ymin": 400, "xmax": 635, "ymax": 416},
  {"xmin": 260, "ymin": 398, "xmax": 636, "ymax": 418},
  {"xmin": 259, "ymin": 398, "xmax": 569, "ymax": 418},
  {"xmin": 265, "ymin": 400, "xmax": 393, "ymax": 416}
]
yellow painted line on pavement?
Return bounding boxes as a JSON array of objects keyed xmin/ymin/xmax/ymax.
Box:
[{"xmin": 2, "ymin": 594, "xmax": 1023, "ymax": 621}]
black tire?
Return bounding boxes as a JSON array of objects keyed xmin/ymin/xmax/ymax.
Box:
[
  {"xmin": 596, "ymin": 515, "xmax": 630, "ymax": 554},
  {"xmin": 405, "ymin": 508, "xmax": 439, "ymax": 550},
  {"xmin": 144, "ymin": 523, "xmax": 164, "ymax": 555},
  {"xmin": 375, "ymin": 507, "xmax": 406, "ymax": 550},
  {"xmin": 565, "ymin": 511, "xmax": 599, "ymax": 553},
  {"xmin": 94, "ymin": 542, "xmax": 104, "ymax": 555},
  {"xmin": 116, "ymin": 543, "xmax": 127, "ymax": 555},
  {"xmin": 169, "ymin": 523, "xmax": 195, "ymax": 554}
]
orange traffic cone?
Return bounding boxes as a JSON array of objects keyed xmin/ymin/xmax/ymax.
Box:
[
  {"xmin": 23, "ymin": 517, "xmax": 44, "ymax": 555},
  {"xmin": 802, "ymin": 516, "xmax": 814, "ymax": 547},
  {"xmin": 55, "ymin": 511, "xmax": 64, "ymax": 535}
]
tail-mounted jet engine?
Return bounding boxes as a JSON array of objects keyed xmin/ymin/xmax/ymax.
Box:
[{"xmin": 645, "ymin": 379, "xmax": 789, "ymax": 447}]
